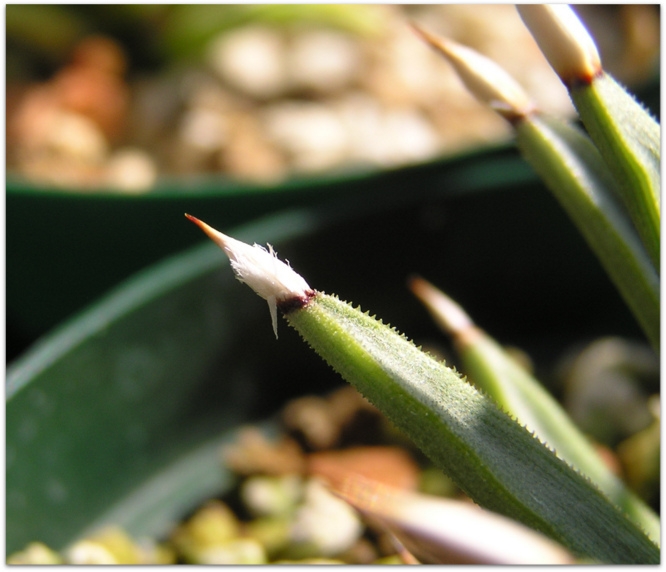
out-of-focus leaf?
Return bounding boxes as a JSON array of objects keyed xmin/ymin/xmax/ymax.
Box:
[
  {"xmin": 517, "ymin": 5, "xmax": 660, "ymax": 267},
  {"xmin": 570, "ymin": 74, "xmax": 660, "ymax": 268},
  {"xmin": 516, "ymin": 115, "xmax": 659, "ymax": 351},
  {"xmin": 409, "ymin": 277, "xmax": 660, "ymax": 544},
  {"xmin": 330, "ymin": 474, "xmax": 574, "ymax": 565},
  {"xmin": 617, "ymin": 396, "xmax": 660, "ymax": 506},
  {"xmin": 6, "ymin": 5, "xmax": 88, "ymax": 63}
]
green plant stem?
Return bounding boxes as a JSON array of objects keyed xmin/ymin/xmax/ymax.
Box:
[
  {"xmin": 570, "ymin": 73, "xmax": 660, "ymax": 268},
  {"xmin": 515, "ymin": 114, "xmax": 659, "ymax": 351},
  {"xmin": 283, "ymin": 292, "xmax": 659, "ymax": 563}
]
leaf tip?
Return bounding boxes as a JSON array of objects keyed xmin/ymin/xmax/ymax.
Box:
[
  {"xmin": 186, "ymin": 215, "xmax": 313, "ymax": 337},
  {"xmin": 517, "ymin": 5, "xmax": 602, "ymax": 86},
  {"xmin": 408, "ymin": 276, "xmax": 478, "ymax": 341},
  {"xmin": 410, "ymin": 23, "xmax": 535, "ymax": 121}
]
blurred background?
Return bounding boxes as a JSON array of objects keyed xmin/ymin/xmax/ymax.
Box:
[
  {"xmin": 6, "ymin": 6, "xmax": 661, "ymax": 558},
  {"xmin": 6, "ymin": 4, "xmax": 660, "ymax": 361},
  {"xmin": 7, "ymin": 4, "xmax": 659, "ymax": 190}
]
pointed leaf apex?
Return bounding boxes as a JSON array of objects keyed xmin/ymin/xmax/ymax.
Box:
[
  {"xmin": 517, "ymin": 5, "xmax": 602, "ymax": 86},
  {"xmin": 185, "ymin": 214, "xmax": 313, "ymax": 337},
  {"xmin": 408, "ymin": 276, "xmax": 475, "ymax": 336},
  {"xmin": 411, "ymin": 23, "xmax": 535, "ymax": 121}
]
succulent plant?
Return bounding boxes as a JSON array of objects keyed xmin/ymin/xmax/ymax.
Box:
[{"xmin": 186, "ymin": 6, "xmax": 659, "ymax": 564}]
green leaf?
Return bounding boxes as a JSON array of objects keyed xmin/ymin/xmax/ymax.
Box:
[
  {"xmin": 570, "ymin": 73, "xmax": 660, "ymax": 268},
  {"xmin": 515, "ymin": 115, "xmax": 659, "ymax": 351},
  {"xmin": 516, "ymin": 6, "xmax": 659, "ymax": 266},
  {"xmin": 283, "ymin": 292, "xmax": 659, "ymax": 563},
  {"xmin": 411, "ymin": 22, "xmax": 659, "ymax": 348},
  {"xmin": 409, "ymin": 277, "xmax": 660, "ymax": 543},
  {"xmin": 461, "ymin": 333, "xmax": 660, "ymax": 543}
]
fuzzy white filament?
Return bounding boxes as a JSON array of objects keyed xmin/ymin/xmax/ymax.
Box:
[{"xmin": 185, "ymin": 214, "xmax": 312, "ymax": 338}]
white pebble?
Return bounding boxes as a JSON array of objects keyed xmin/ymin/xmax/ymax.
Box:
[
  {"xmin": 180, "ymin": 107, "xmax": 229, "ymax": 152},
  {"xmin": 336, "ymin": 95, "xmax": 440, "ymax": 167},
  {"xmin": 207, "ymin": 26, "xmax": 287, "ymax": 98},
  {"xmin": 380, "ymin": 108, "xmax": 441, "ymax": 164},
  {"xmin": 335, "ymin": 93, "xmax": 386, "ymax": 165},
  {"xmin": 241, "ymin": 474, "xmax": 303, "ymax": 518},
  {"xmin": 195, "ymin": 539, "xmax": 267, "ymax": 565},
  {"xmin": 46, "ymin": 111, "xmax": 108, "ymax": 162},
  {"xmin": 66, "ymin": 541, "xmax": 117, "ymax": 565},
  {"xmin": 290, "ymin": 479, "xmax": 363, "ymax": 557},
  {"xmin": 261, "ymin": 102, "xmax": 349, "ymax": 172},
  {"xmin": 105, "ymin": 148, "xmax": 157, "ymax": 192},
  {"xmin": 287, "ymin": 30, "xmax": 361, "ymax": 93}
]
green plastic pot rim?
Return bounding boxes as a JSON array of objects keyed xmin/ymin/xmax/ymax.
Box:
[{"xmin": 6, "ymin": 143, "xmax": 514, "ymax": 199}]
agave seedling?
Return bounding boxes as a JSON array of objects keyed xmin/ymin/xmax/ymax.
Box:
[
  {"xmin": 186, "ymin": 5, "xmax": 659, "ymax": 564},
  {"xmin": 413, "ymin": 7, "xmax": 659, "ymax": 353},
  {"xmin": 185, "ymin": 211, "xmax": 658, "ymax": 564}
]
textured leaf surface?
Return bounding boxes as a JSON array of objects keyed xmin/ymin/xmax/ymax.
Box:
[
  {"xmin": 284, "ymin": 293, "xmax": 659, "ymax": 563},
  {"xmin": 460, "ymin": 330, "xmax": 660, "ymax": 543},
  {"xmin": 516, "ymin": 115, "xmax": 659, "ymax": 350},
  {"xmin": 571, "ymin": 73, "xmax": 660, "ymax": 268}
]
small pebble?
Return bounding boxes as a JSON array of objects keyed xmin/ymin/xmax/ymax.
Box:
[
  {"xmin": 194, "ymin": 538, "xmax": 267, "ymax": 565},
  {"xmin": 7, "ymin": 542, "xmax": 62, "ymax": 564},
  {"xmin": 105, "ymin": 148, "xmax": 157, "ymax": 192},
  {"xmin": 170, "ymin": 499, "xmax": 241, "ymax": 563},
  {"xmin": 66, "ymin": 541, "xmax": 118, "ymax": 565},
  {"xmin": 208, "ymin": 26, "xmax": 287, "ymax": 99},
  {"xmin": 289, "ymin": 479, "xmax": 364, "ymax": 557},
  {"xmin": 179, "ymin": 108, "xmax": 229, "ymax": 153},
  {"xmin": 261, "ymin": 101, "xmax": 349, "ymax": 173},
  {"xmin": 45, "ymin": 111, "xmax": 108, "ymax": 163},
  {"xmin": 287, "ymin": 29, "xmax": 361, "ymax": 93},
  {"xmin": 241, "ymin": 474, "xmax": 303, "ymax": 518}
]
